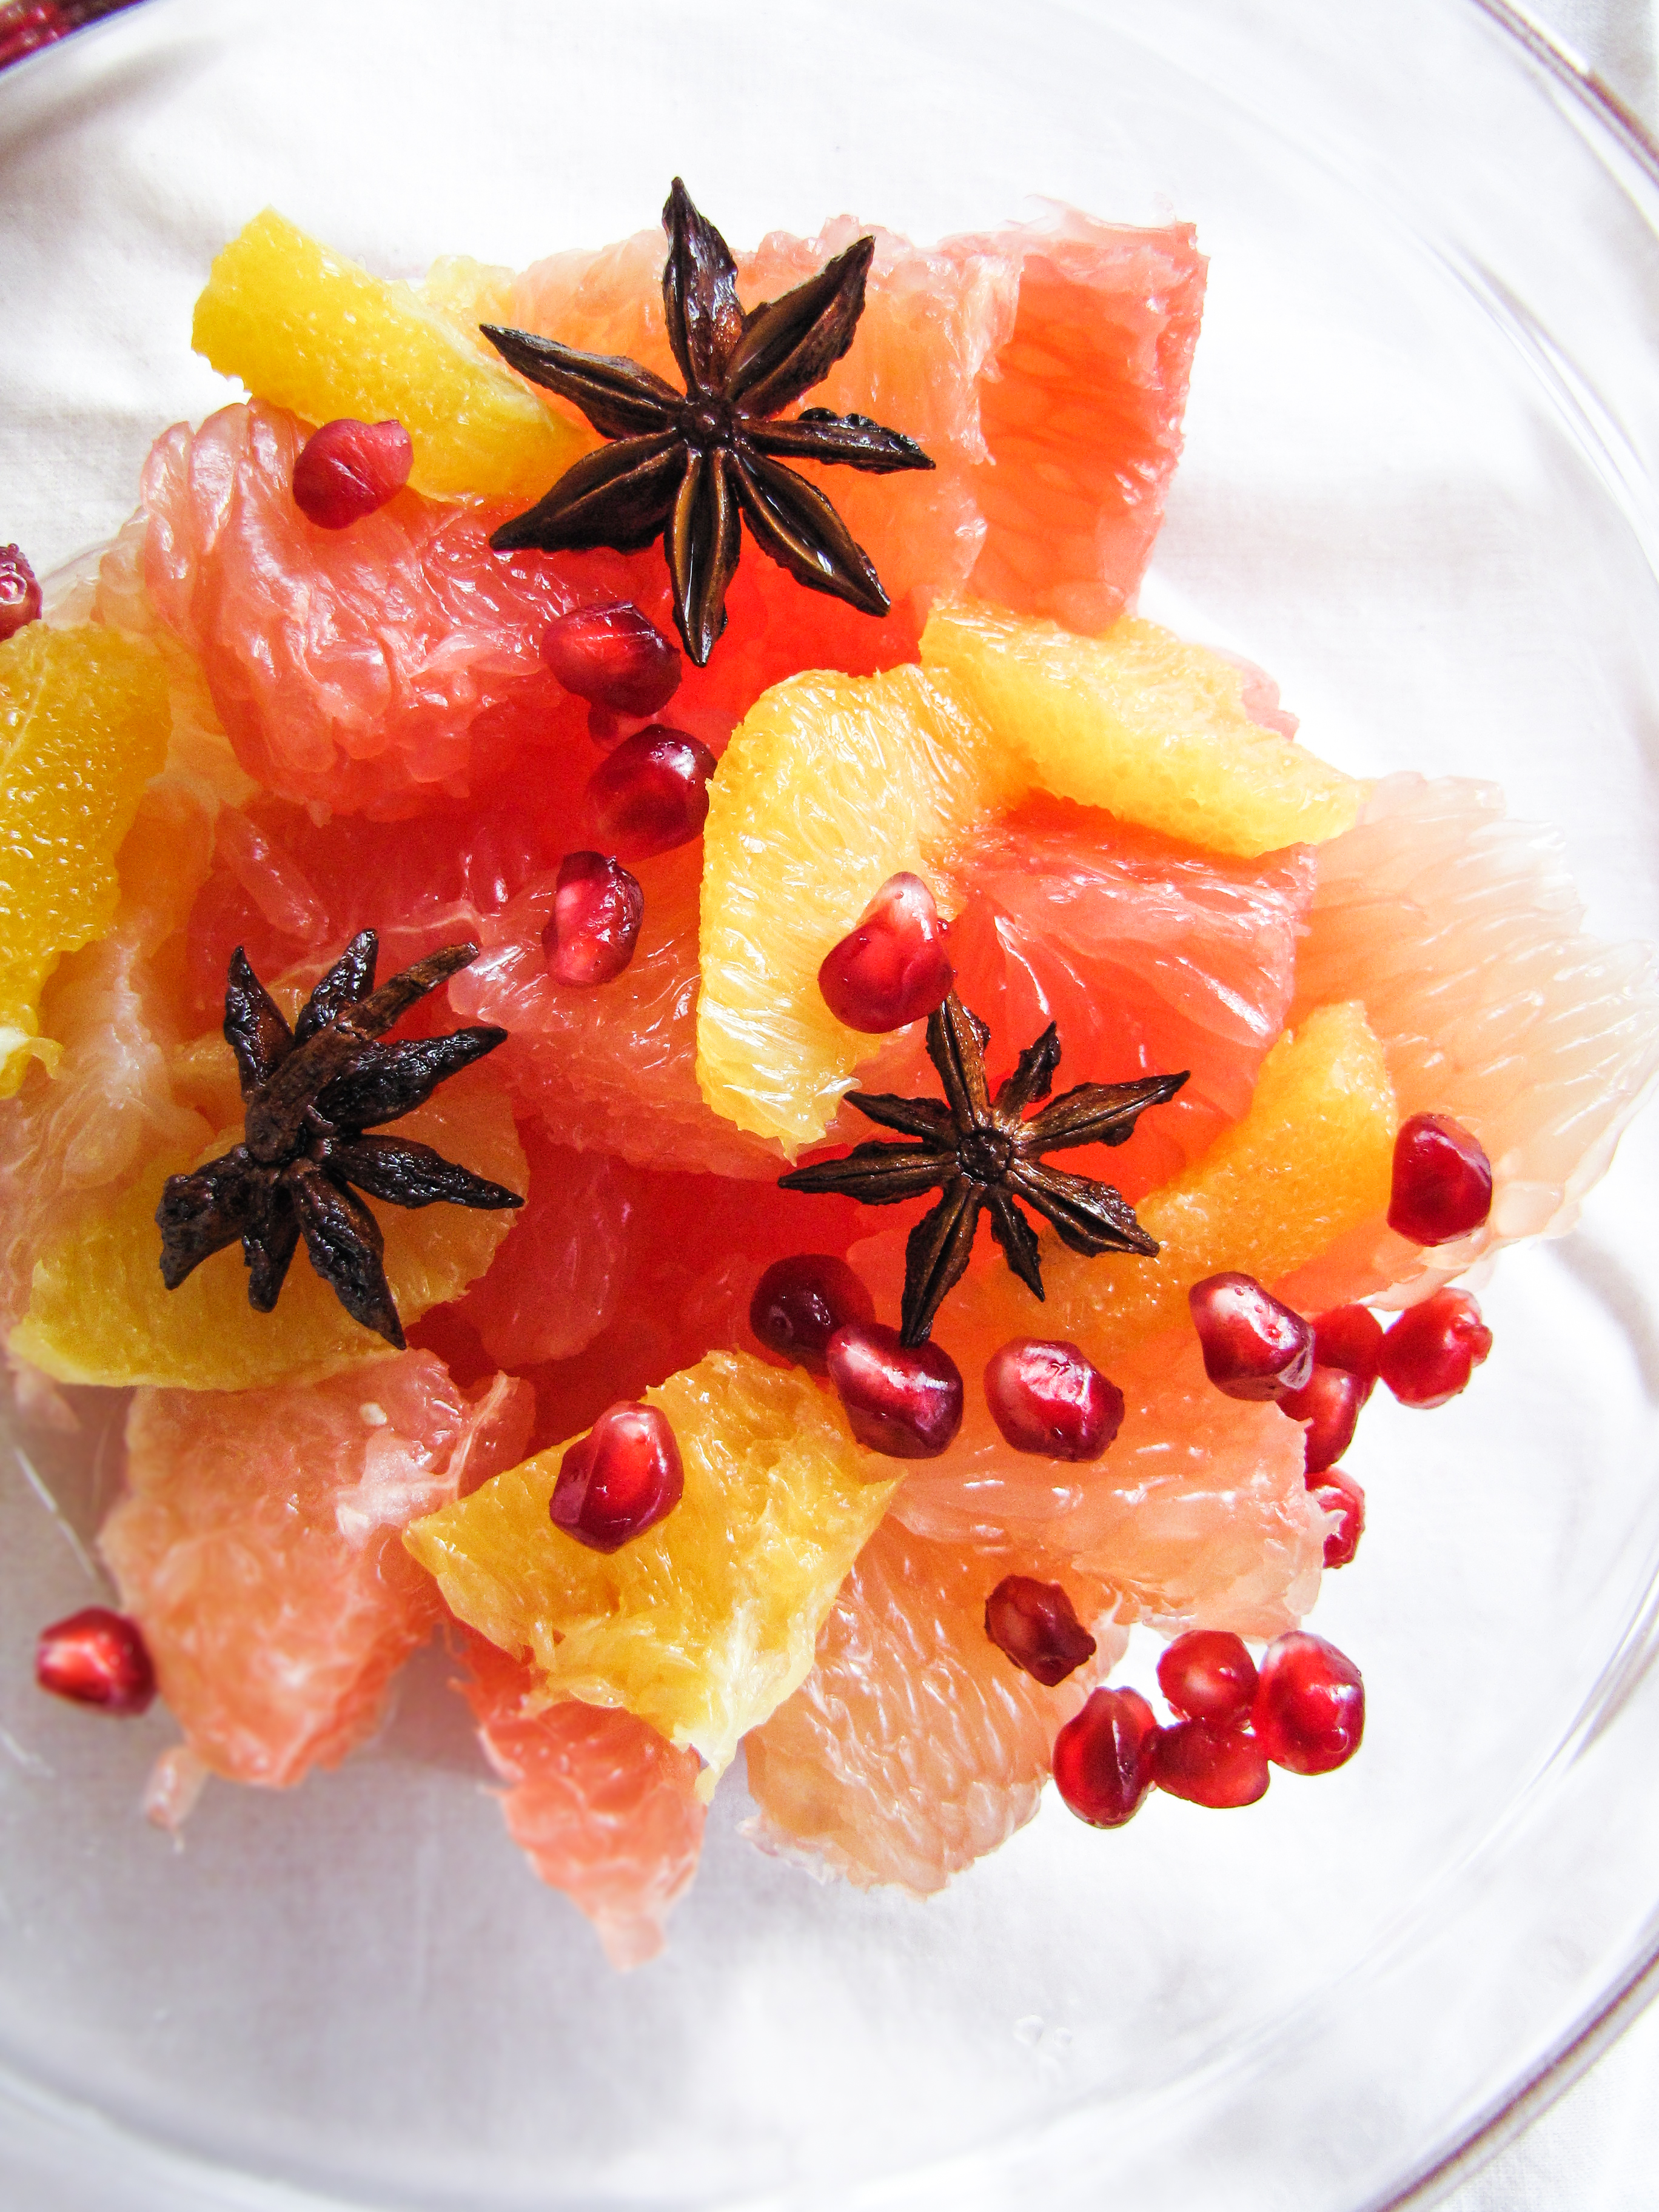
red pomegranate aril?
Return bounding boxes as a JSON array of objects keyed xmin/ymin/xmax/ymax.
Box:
[
  {"xmin": 817, "ymin": 872, "xmax": 954, "ymax": 1033},
  {"xmin": 0, "ymin": 543, "xmax": 42, "ymax": 640},
  {"xmin": 543, "ymin": 602, "xmax": 681, "ymax": 717},
  {"xmin": 1153, "ymin": 1718, "xmax": 1270, "ymax": 1808},
  {"xmin": 583, "ymin": 727, "xmax": 716, "ymax": 861},
  {"xmin": 1188, "ymin": 1273, "xmax": 1314, "ymax": 1402},
  {"xmin": 750, "ymin": 1252, "xmax": 875, "ymax": 1372},
  {"xmin": 1278, "ymin": 1364, "xmax": 1367, "ymax": 1474},
  {"xmin": 1388, "ymin": 1112, "xmax": 1493, "ymax": 1246},
  {"xmin": 1309, "ymin": 1468, "xmax": 1366, "ymax": 1569},
  {"xmin": 550, "ymin": 1401, "xmax": 684, "ymax": 1553},
  {"xmin": 825, "ymin": 1321, "xmax": 964, "ymax": 1460},
  {"xmin": 1312, "ymin": 1303, "xmax": 1384, "ymax": 1390},
  {"xmin": 983, "ymin": 1337, "xmax": 1123, "ymax": 1461},
  {"xmin": 1253, "ymin": 1632, "xmax": 1365, "ymax": 1774},
  {"xmin": 984, "ymin": 1574, "xmax": 1098, "ymax": 1686},
  {"xmin": 1156, "ymin": 1628, "xmax": 1258, "ymax": 1722},
  {"xmin": 291, "ymin": 417, "xmax": 414, "ymax": 529},
  {"xmin": 36, "ymin": 1606, "xmax": 156, "ymax": 1715},
  {"xmin": 541, "ymin": 850, "xmax": 643, "ymax": 986},
  {"xmin": 1377, "ymin": 1287, "xmax": 1493, "ymax": 1409},
  {"xmin": 1052, "ymin": 1687, "xmax": 1159, "ymax": 1828}
]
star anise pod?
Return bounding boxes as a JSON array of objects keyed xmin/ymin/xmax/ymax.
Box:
[
  {"xmin": 481, "ymin": 178, "xmax": 935, "ymax": 665},
  {"xmin": 779, "ymin": 994, "xmax": 1187, "ymax": 1347},
  {"xmin": 156, "ymin": 932, "xmax": 522, "ymax": 1349}
]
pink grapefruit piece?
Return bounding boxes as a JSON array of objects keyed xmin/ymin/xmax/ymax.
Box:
[
  {"xmin": 460, "ymin": 1635, "xmax": 705, "ymax": 1970},
  {"xmin": 101, "ymin": 1356, "xmax": 532, "ymax": 1789}
]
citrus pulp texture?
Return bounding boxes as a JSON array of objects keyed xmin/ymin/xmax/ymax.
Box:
[
  {"xmin": 406, "ymin": 1350, "xmax": 897, "ymax": 1795},
  {"xmin": 101, "ymin": 1357, "xmax": 532, "ymax": 1789},
  {"xmin": 744, "ymin": 1518, "xmax": 1126, "ymax": 1894},
  {"xmin": 460, "ymin": 1635, "xmax": 704, "ymax": 1971}
]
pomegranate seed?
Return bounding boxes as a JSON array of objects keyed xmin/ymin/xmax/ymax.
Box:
[
  {"xmin": 1311, "ymin": 1303, "xmax": 1384, "ymax": 1390},
  {"xmin": 541, "ymin": 850, "xmax": 643, "ymax": 986},
  {"xmin": 750, "ymin": 1253, "xmax": 875, "ymax": 1372},
  {"xmin": 984, "ymin": 1574, "xmax": 1098, "ymax": 1686},
  {"xmin": 1278, "ymin": 1364, "xmax": 1367, "ymax": 1473},
  {"xmin": 982, "ymin": 1337, "xmax": 1124, "ymax": 1461},
  {"xmin": 550, "ymin": 1401, "xmax": 683, "ymax": 1553},
  {"xmin": 1052, "ymin": 1687, "xmax": 1159, "ymax": 1828},
  {"xmin": 1156, "ymin": 1629, "xmax": 1258, "ymax": 1721},
  {"xmin": 291, "ymin": 417, "xmax": 413, "ymax": 529},
  {"xmin": 1154, "ymin": 1718, "xmax": 1270, "ymax": 1808},
  {"xmin": 583, "ymin": 727, "xmax": 716, "ymax": 860},
  {"xmin": 1253, "ymin": 1631, "xmax": 1364, "ymax": 1774},
  {"xmin": 1388, "ymin": 1112, "xmax": 1493, "ymax": 1246},
  {"xmin": 1377, "ymin": 1287, "xmax": 1492, "ymax": 1409},
  {"xmin": 1188, "ymin": 1273, "xmax": 1313, "ymax": 1401},
  {"xmin": 542, "ymin": 602, "xmax": 681, "ymax": 717},
  {"xmin": 824, "ymin": 1321, "xmax": 964, "ymax": 1459},
  {"xmin": 36, "ymin": 1606, "xmax": 156, "ymax": 1715},
  {"xmin": 817, "ymin": 873, "xmax": 954, "ymax": 1033},
  {"xmin": 1309, "ymin": 1467, "xmax": 1366, "ymax": 1568},
  {"xmin": 0, "ymin": 543, "xmax": 42, "ymax": 642}
]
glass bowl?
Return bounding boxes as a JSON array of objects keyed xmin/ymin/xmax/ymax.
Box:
[{"xmin": 3, "ymin": 1, "xmax": 1659, "ymax": 2205}]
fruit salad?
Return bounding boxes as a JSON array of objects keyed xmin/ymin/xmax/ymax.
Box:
[{"xmin": 5, "ymin": 183, "xmax": 1657, "ymax": 1972}]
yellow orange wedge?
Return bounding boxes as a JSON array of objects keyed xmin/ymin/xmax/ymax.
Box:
[
  {"xmin": 404, "ymin": 1350, "xmax": 898, "ymax": 1795},
  {"xmin": 0, "ymin": 625, "xmax": 170, "ymax": 1096},
  {"xmin": 192, "ymin": 209, "xmax": 587, "ymax": 502}
]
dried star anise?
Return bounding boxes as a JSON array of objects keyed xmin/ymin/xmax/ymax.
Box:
[
  {"xmin": 481, "ymin": 178, "xmax": 935, "ymax": 665},
  {"xmin": 779, "ymin": 993, "xmax": 1187, "ymax": 1346},
  {"xmin": 156, "ymin": 932, "xmax": 522, "ymax": 1349}
]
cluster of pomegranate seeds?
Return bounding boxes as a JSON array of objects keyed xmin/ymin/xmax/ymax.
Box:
[
  {"xmin": 583, "ymin": 728, "xmax": 716, "ymax": 860},
  {"xmin": 984, "ymin": 1336, "xmax": 1124, "ymax": 1460},
  {"xmin": 290, "ymin": 417, "xmax": 413, "ymax": 529},
  {"xmin": 817, "ymin": 872, "xmax": 954, "ymax": 1033},
  {"xmin": 1309, "ymin": 1467, "xmax": 1366, "ymax": 1567},
  {"xmin": 825, "ymin": 1321, "xmax": 964, "ymax": 1458},
  {"xmin": 1188, "ymin": 1272, "xmax": 1314, "ymax": 1401},
  {"xmin": 35, "ymin": 1606, "xmax": 156, "ymax": 1715},
  {"xmin": 542, "ymin": 601, "xmax": 682, "ymax": 719},
  {"xmin": 0, "ymin": 543, "xmax": 42, "ymax": 642},
  {"xmin": 550, "ymin": 1401, "xmax": 684, "ymax": 1553},
  {"xmin": 1376, "ymin": 1287, "xmax": 1492, "ymax": 1407},
  {"xmin": 1389, "ymin": 1111, "xmax": 1493, "ymax": 1247},
  {"xmin": 984, "ymin": 1575, "xmax": 1098, "ymax": 1685},
  {"xmin": 1051, "ymin": 1687, "xmax": 1159, "ymax": 1828},
  {"xmin": 541, "ymin": 850, "xmax": 644, "ymax": 986},
  {"xmin": 1278, "ymin": 1364, "xmax": 1366, "ymax": 1473},
  {"xmin": 749, "ymin": 1253, "xmax": 874, "ymax": 1372}
]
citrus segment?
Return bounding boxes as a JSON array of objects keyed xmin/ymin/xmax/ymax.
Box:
[
  {"xmin": 744, "ymin": 1518, "xmax": 1123, "ymax": 1894},
  {"xmin": 11, "ymin": 1074, "xmax": 525, "ymax": 1390},
  {"xmin": 695, "ymin": 663, "xmax": 1017, "ymax": 1153},
  {"xmin": 460, "ymin": 1636, "xmax": 704, "ymax": 1971},
  {"xmin": 405, "ymin": 1350, "xmax": 897, "ymax": 1792},
  {"xmin": 1283, "ymin": 775, "xmax": 1659, "ymax": 1314},
  {"xmin": 0, "ymin": 623, "xmax": 170, "ymax": 1094},
  {"xmin": 102, "ymin": 1358, "xmax": 532, "ymax": 1788},
  {"xmin": 192, "ymin": 209, "xmax": 585, "ymax": 502},
  {"xmin": 921, "ymin": 602, "xmax": 1362, "ymax": 858}
]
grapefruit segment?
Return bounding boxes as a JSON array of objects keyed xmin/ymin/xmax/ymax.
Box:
[
  {"xmin": 921, "ymin": 602, "xmax": 1362, "ymax": 858},
  {"xmin": 101, "ymin": 1358, "xmax": 533, "ymax": 1788},
  {"xmin": 460, "ymin": 1636, "xmax": 705, "ymax": 1971},
  {"xmin": 191, "ymin": 209, "xmax": 586, "ymax": 503},
  {"xmin": 405, "ymin": 1349, "xmax": 898, "ymax": 1794}
]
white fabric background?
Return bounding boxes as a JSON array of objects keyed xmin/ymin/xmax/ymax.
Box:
[{"xmin": 1431, "ymin": 17, "xmax": 1659, "ymax": 2212}]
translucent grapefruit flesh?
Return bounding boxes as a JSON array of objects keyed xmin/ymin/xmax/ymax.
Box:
[
  {"xmin": 460, "ymin": 1635, "xmax": 704, "ymax": 1971},
  {"xmin": 101, "ymin": 1358, "xmax": 532, "ymax": 1788}
]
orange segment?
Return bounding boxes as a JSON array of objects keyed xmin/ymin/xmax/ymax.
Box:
[
  {"xmin": 405, "ymin": 1350, "xmax": 898, "ymax": 1794},
  {"xmin": 192, "ymin": 209, "xmax": 588, "ymax": 502},
  {"xmin": 921, "ymin": 602, "xmax": 1362, "ymax": 857},
  {"xmin": 10, "ymin": 1075, "xmax": 525, "ymax": 1390},
  {"xmin": 0, "ymin": 625, "xmax": 170, "ymax": 1095}
]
